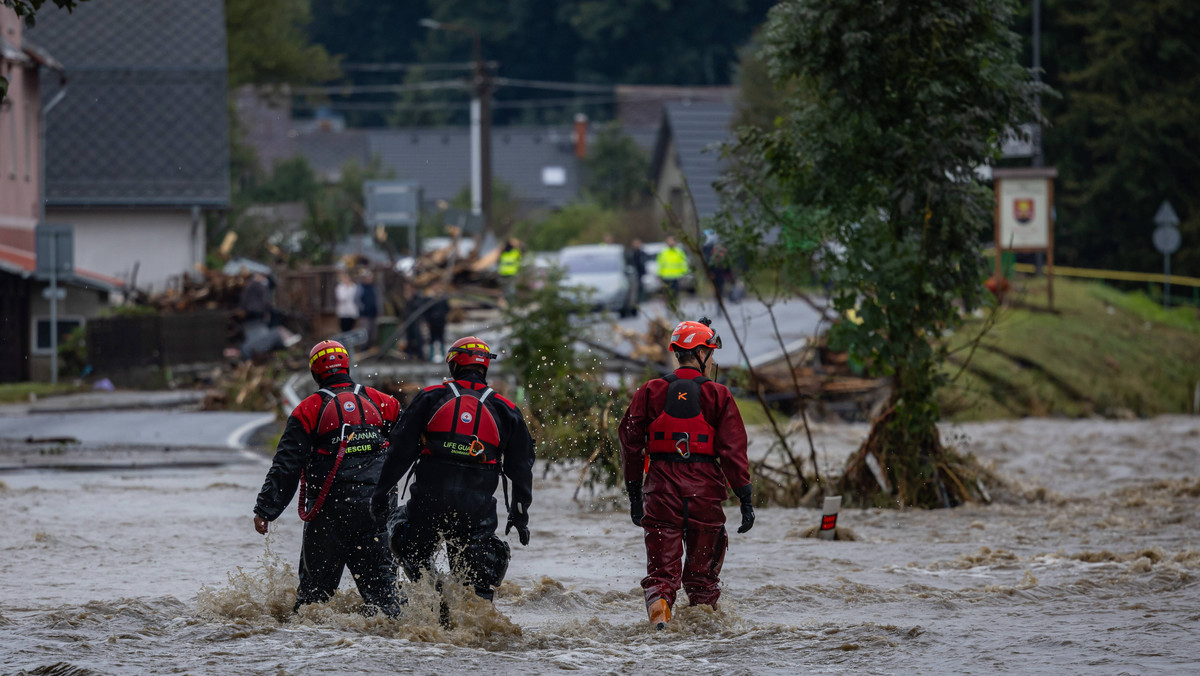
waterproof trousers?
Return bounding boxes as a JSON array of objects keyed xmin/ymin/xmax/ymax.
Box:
[
  {"xmin": 296, "ymin": 503, "xmax": 401, "ymax": 616},
  {"xmin": 641, "ymin": 491, "xmax": 728, "ymax": 609},
  {"xmin": 393, "ymin": 497, "xmax": 509, "ymax": 601}
]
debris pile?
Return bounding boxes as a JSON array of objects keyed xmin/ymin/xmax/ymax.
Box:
[
  {"xmin": 404, "ymin": 237, "xmax": 503, "ymax": 299},
  {"xmin": 131, "ymin": 266, "xmax": 253, "ymax": 313},
  {"xmin": 749, "ymin": 335, "xmax": 891, "ymax": 421}
]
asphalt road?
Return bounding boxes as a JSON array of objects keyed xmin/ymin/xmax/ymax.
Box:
[
  {"xmin": 609, "ymin": 295, "xmax": 830, "ymax": 367},
  {"xmin": 0, "ymin": 409, "xmax": 274, "ymax": 450},
  {"xmin": 456, "ymin": 294, "xmax": 830, "ymax": 370}
]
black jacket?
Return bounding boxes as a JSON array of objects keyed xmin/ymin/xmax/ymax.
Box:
[
  {"xmin": 254, "ymin": 373, "xmax": 402, "ymax": 520},
  {"xmin": 374, "ymin": 371, "xmax": 535, "ymax": 514}
]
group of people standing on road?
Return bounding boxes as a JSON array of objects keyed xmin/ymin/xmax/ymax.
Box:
[
  {"xmin": 335, "ymin": 269, "xmax": 381, "ymax": 341},
  {"xmin": 252, "ymin": 316, "xmax": 753, "ymax": 630}
]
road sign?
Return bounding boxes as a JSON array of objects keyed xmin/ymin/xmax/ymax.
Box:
[
  {"xmin": 331, "ymin": 328, "xmax": 369, "ymax": 348},
  {"xmin": 1154, "ymin": 226, "xmax": 1181, "ymax": 255},
  {"xmin": 41, "ymin": 287, "xmax": 66, "ymax": 300},
  {"xmin": 365, "ymin": 180, "xmax": 422, "ymax": 227},
  {"xmin": 35, "ymin": 223, "xmax": 73, "ymax": 279},
  {"xmin": 1154, "ymin": 200, "xmax": 1180, "ymax": 229}
]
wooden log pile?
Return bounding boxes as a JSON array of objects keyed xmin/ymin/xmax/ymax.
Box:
[
  {"xmin": 405, "ymin": 235, "xmax": 502, "ymax": 299},
  {"xmin": 133, "ymin": 266, "xmax": 253, "ymax": 314}
]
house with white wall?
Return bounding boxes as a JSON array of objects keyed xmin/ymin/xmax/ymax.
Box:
[
  {"xmin": 29, "ymin": 0, "xmax": 230, "ymax": 293},
  {"xmin": 0, "ymin": 7, "xmax": 119, "ymax": 382}
]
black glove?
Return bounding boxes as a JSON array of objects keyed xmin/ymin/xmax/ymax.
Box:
[
  {"xmin": 369, "ymin": 492, "xmax": 390, "ymax": 524},
  {"xmin": 626, "ymin": 480, "xmax": 644, "ymax": 527},
  {"xmin": 506, "ymin": 503, "xmax": 530, "ymax": 546},
  {"xmin": 734, "ymin": 483, "xmax": 755, "ymax": 534}
]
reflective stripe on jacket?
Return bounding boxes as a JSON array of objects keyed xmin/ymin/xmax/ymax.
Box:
[
  {"xmin": 656, "ymin": 247, "xmax": 688, "ymax": 280},
  {"xmin": 498, "ymin": 250, "xmax": 522, "ymax": 277}
]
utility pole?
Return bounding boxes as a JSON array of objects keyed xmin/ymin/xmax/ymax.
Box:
[
  {"xmin": 421, "ymin": 19, "xmax": 492, "ymax": 233},
  {"xmin": 1032, "ymin": 0, "xmax": 1043, "ymax": 168}
]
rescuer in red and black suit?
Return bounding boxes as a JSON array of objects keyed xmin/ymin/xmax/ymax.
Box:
[
  {"xmin": 371, "ymin": 336, "xmax": 535, "ymax": 602},
  {"xmin": 619, "ymin": 318, "xmax": 754, "ymax": 630},
  {"xmin": 253, "ymin": 339, "xmax": 402, "ymax": 616}
]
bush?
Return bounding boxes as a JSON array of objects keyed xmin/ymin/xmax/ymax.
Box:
[
  {"xmin": 502, "ymin": 267, "xmax": 627, "ymax": 488},
  {"xmin": 512, "ymin": 202, "xmax": 621, "ymax": 252}
]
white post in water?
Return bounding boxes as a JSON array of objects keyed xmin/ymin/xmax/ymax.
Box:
[{"xmin": 819, "ymin": 495, "xmax": 842, "ymax": 540}]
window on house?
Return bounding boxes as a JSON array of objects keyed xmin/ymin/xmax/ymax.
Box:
[
  {"xmin": 34, "ymin": 317, "xmax": 84, "ymax": 354},
  {"xmin": 0, "ymin": 102, "xmax": 7, "ymax": 178},
  {"xmin": 24, "ymin": 101, "xmax": 32, "ymax": 181},
  {"xmin": 7, "ymin": 99, "xmax": 16, "ymax": 179},
  {"xmin": 541, "ymin": 166, "xmax": 566, "ymax": 186},
  {"xmin": 669, "ymin": 187, "xmax": 684, "ymax": 216}
]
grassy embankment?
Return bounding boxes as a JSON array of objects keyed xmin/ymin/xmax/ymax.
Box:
[
  {"xmin": 941, "ymin": 278, "xmax": 1200, "ymax": 421},
  {"xmin": 0, "ymin": 382, "xmax": 83, "ymax": 404}
]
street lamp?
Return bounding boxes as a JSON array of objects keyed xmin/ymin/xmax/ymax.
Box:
[{"xmin": 420, "ymin": 17, "xmax": 491, "ymax": 233}]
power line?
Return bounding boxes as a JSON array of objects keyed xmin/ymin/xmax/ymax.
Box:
[
  {"xmin": 293, "ymin": 77, "xmax": 620, "ymax": 96},
  {"xmin": 292, "ymin": 94, "xmax": 623, "ymax": 113},
  {"xmin": 291, "ymin": 80, "xmax": 467, "ymax": 95},
  {"xmin": 339, "ymin": 61, "xmax": 488, "ymax": 72},
  {"xmin": 491, "ymin": 77, "xmax": 614, "ymax": 94}
]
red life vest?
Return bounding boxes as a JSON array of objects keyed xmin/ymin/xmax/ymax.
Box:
[
  {"xmin": 298, "ymin": 384, "xmax": 387, "ymax": 522},
  {"xmin": 646, "ymin": 373, "xmax": 717, "ymax": 462},
  {"xmin": 421, "ymin": 381, "xmax": 502, "ymax": 470},
  {"xmin": 313, "ymin": 384, "xmax": 387, "ymax": 456}
]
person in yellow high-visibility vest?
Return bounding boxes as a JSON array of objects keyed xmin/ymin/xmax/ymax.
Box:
[
  {"xmin": 498, "ymin": 239, "xmax": 523, "ymax": 297},
  {"xmin": 656, "ymin": 236, "xmax": 689, "ymax": 297},
  {"xmin": 498, "ymin": 240, "xmax": 522, "ymax": 278}
]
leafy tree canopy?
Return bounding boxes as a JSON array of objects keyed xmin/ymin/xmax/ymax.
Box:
[
  {"xmin": 583, "ymin": 124, "xmax": 649, "ymax": 210},
  {"xmin": 3, "ymin": 0, "xmax": 85, "ymax": 26},
  {"xmin": 1038, "ymin": 0, "xmax": 1200, "ymax": 279},
  {"xmin": 723, "ymin": 0, "xmax": 1038, "ymax": 507},
  {"xmin": 227, "ymin": 0, "xmax": 338, "ymax": 88},
  {"xmin": 309, "ymin": 0, "xmax": 773, "ymax": 126}
]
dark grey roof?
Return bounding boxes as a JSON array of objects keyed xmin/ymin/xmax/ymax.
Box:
[
  {"xmin": 368, "ymin": 127, "xmax": 582, "ymax": 208},
  {"xmin": 29, "ymin": 0, "xmax": 226, "ymax": 69},
  {"xmin": 294, "ymin": 128, "xmax": 369, "ymax": 181},
  {"xmin": 654, "ymin": 102, "xmax": 735, "ymax": 221},
  {"xmin": 30, "ymin": 0, "xmax": 230, "ymax": 207}
]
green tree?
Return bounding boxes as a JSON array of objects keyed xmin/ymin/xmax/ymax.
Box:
[
  {"xmin": 728, "ymin": 0, "xmax": 1039, "ymax": 507},
  {"xmin": 301, "ymin": 156, "xmax": 394, "ymax": 263},
  {"xmin": 250, "ymin": 156, "xmax": 320, "ymax": 203},
  {"xmin": 1039, "ymin": 0, "xmax": 1200, "ymax": 280},
  {"xmin": 583, "ymin": 124, "xmax": 649, "ymax": 209},
  {"xmin": 3, "ymin": 0, "xmax": 85, "ymax": 26},
  {"xmin": 226, "ymin": 0, "xmax": 338, "ymax": 88},
  {"xmin": 512, "ymin": 202, "xmax": 621, "ymax": 251}
]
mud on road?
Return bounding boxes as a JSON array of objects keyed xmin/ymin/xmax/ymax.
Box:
[{"xmin": 2, "ymin": 416, "xmax": 1198, "ymax": 674}]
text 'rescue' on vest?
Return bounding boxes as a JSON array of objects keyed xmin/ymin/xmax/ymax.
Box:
[
  {"xmin": 421, "ymin": 381, "xmax": 502, "ymax": 469},
  {"xmin": 299, "ymin": 384, "xmax": 389, "ymax": 521},
  {"xmin": 646, "ymin": 373, "xmax": 717, "ymax": 463}
]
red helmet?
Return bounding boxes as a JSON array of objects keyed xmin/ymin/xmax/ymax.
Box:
[
  {"xmin": 447, "ymin": 336, "xmax": 498, "ymax": 370},
  {"xmin": 309, "ymin": 340, "xmax": 350, "ymax": 378},
  {"xmin": 669, "ymin": 320, "xmax": 721, "ymax": 352}
]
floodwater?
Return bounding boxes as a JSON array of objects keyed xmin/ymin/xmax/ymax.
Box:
[{"xmin": 2, "ymin": 416, "xmax": 1198, "ymax": 674}]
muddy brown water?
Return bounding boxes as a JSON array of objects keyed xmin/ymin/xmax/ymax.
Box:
[{"xmin": 2, "ymin": 417, "xmax": 1198, "ymax": 674}]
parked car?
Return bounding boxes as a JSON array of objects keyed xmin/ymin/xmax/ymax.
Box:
[
  {"xmin": 641, "ymin": 241, "xmax": 697, "ymax": 295},
  {"xmin": 558, "ymin": 244, "xmax": 638, "ymax": 317}
]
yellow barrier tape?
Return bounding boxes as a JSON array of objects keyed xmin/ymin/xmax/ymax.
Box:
[{"xmin": 1011, "ymin": 263, "xmax": 1200, "ymax": 288}]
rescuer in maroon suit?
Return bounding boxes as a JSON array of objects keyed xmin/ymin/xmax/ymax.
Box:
[
  {"xmin": 619, "ymin": 318, "xmax": 754, "ymax": 629},
  {"xmin": 253, "ymin": 339, "xmax": 402, "ymax": 616}
]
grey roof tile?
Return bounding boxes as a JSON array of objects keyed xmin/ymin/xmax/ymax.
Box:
[
  {"xmin": 28, "ymin": 0, "xmax": 226, "ymax": 69},
  {"xmin": 367, "ymin": 127, "xmax": 582, "ymax": 208},
  {"xmin": 663, "ymin": 101, "xmax": 735, "ymax": 220},
  {"xmin": 294, "ymin": 128, "xmax": 369, "ymax": 180},
  {"xmin": 29, "ymin": 0, "xmax": 230, "ymax": 207}
]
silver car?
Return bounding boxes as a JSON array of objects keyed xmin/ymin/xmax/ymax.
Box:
[{"xmin": 558, "ymin": 244, "xmax": 638, "ymax": 317}]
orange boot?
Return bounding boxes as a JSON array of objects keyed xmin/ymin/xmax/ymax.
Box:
[{"xmin": 647, "ymin": 598, "xmax": 672, "ymax": 630}]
